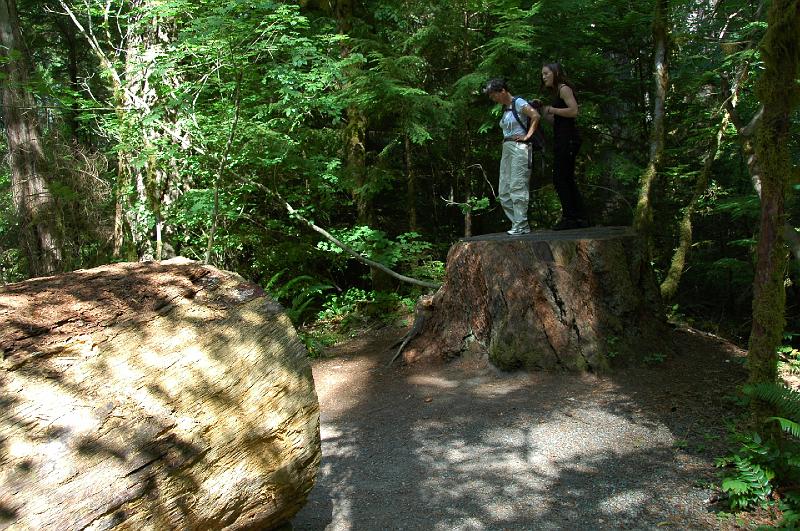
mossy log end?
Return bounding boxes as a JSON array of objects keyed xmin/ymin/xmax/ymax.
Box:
[
  {"xmin": 404, "ymin": 227, "xmax": 670, "ymax": 371},
  {"xmin": 0, "ymin": 258, "xmax": 320, "ymax": 530}
]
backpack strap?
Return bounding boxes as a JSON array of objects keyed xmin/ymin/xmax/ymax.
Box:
[{"xmin": 510, "ymin": 96, "xmax": 529, "ymax": 131}]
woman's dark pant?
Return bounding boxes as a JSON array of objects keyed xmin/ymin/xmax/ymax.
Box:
[{"xmin": 553, "ymin": 142, "xmax": 584, "ymax": 220}]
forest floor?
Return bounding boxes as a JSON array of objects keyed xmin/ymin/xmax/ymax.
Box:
[{"xmin": 291, "ymin": 323, "xmax": 779, "ymax": 530}]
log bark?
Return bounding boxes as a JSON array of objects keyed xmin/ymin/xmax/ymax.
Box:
[
  {"xmin": 0, "ymin": 258, "xmax": 320, "ymax": 530},
  {"xmin": 404, "ymin": 227, "xmax": 670, "ymax": 371}
]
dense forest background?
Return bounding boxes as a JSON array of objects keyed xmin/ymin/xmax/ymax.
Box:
[{"xmin": 1, "ymin": 0, "xmax": 798, "ymax": 343}]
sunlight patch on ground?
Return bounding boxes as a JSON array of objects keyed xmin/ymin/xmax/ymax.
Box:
[
  {"xmin": 329, "ymin": 497, "xmax": 354, "ymax": 531},
  {"xmin": 600, "ymin": 489, "xmax": 650, "ymax": 514},
  {"xmin": 405, "ymin": 375, "xmax": 460, "ymax": 389},
  {"xmin": 405, "ymin": 405, "xmax": 679, "ymax": 525}
]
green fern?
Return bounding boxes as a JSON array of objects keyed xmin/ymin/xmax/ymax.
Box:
[
  {"xmin": 721, "ymin": 456, "xmax": 773, "ymax": 510},
  {"xmin": 719, "ymin": 383, "xmax": 800, "ymax": 513},
  {"xmin": 780, "ymin": 492, "xmax": 800, "ymax": 528},
  {"xmin": 768, "ymin": 417, "xmax": 800, "ymax": 439},
  {"xmin": 743, "ymin": 383, "xmax": 800, "ymax": 421}
]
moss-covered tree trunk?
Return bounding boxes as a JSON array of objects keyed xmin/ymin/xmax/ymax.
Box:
[
  {"xmin": 335, "ymin": 0, "xmax": 393, "ymax": 291},
  {"xmin": 660, "ymin": 115, "xmax": 726, "ymax": 300},
  {"xmin": 122, "ymin": 1, "xmax": 187, "ymax": 261},
  {"xmin": 746, "ymin": 0, "xmax": 800, "ymax": 419},
  {"xmin": 633, "ymin": 0, "xmax": 669, "ymax": 241}
]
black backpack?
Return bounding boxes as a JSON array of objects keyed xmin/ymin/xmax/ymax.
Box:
[{"xmin": 510, "ymin": 96, "xmax": 546, "ymax": 170}]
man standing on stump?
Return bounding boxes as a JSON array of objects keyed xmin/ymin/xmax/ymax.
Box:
[{"xmin": 484, "ymin": 78, "xmax": 541, "ymax": 236}]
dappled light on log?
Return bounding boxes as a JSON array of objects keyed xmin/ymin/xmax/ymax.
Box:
[
  {"xmin": 0, "ymin": 258, "xmax": 320, "ymax": 530},
  {"xmin": 404, "ymin": 227, "xmax": 670, "ymax": 371}
]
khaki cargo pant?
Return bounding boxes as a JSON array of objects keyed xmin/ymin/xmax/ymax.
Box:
[{"xmin": 499, "ymin": 141, "xmax": 531, "ymax": 232}]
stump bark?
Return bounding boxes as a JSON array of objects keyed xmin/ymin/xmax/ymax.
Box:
[
  {"xmin": 0, "ymin": 258, "xmax": 320, "ymax": 530},
  {"xmin": 404, "ymin": 227, "xmax": 670, "ymax": 371}
]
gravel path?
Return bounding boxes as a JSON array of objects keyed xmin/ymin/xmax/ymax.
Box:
[{"xmin": 292, "ymin": 327, "xmax": 747, "ymax": 530}]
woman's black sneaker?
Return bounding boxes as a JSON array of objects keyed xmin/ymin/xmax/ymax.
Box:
[
  {"xmin": 552, "ymin": 218, "xmax": 590, "ymax": 230},
  {"xmin": 552, "ymin": 218, "xmax": 578, "ymax": 230}
]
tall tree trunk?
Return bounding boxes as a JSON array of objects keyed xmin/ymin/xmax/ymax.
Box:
[
  {"xmin": 658, "ymin": 2, "xmax": 767, "ymax": 300},
  {"xmin": 61, "ymin": 0, "xmax": 185, "ymax": 260},
  {"xmin": 205, "ymin": 71, "xmax": 242, "ymax": 265},
  {"xmin": 335, "ymin": 0, "xmax": 391, "ymax": 290},
  {"xmin": 122, "ymin": 1, "xmax": 182, "ymax": 261},
  {"xmin": 0, "ymin": 0, "xmax": 63, "ymax": 276},
  {"xmin": 405, "ymin": 135, "xmax": 418, "ymax": 232},
  {"xmin": 53, "ymin": 15, "xmax": 82, "ymax": 140},
  {"xmin": 59, "ymin": 0, "xmax": 130, "ymax": 259},
  {"xmin": 633, "ymin": 0, "xmax": 669, "ymax": 241},
  {"xmin": 746, "ymin": 0, "xmax": 800, "ymax": 420}
]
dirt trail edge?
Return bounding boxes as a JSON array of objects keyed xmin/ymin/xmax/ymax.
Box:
[{"xmin": 292, "ymin": 326, "xmax": 747, "ymax": 530}]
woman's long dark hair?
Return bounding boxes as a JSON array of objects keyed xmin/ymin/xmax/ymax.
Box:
[{"xmin": 541, "ymin": 62, "xmax": 575, "ymax": 97}]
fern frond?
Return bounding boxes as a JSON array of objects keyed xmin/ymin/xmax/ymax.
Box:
[
  {"xmin": 744, "ymin": 383, "xmax": 800, "ymax": 421},
  {"xmin": 768, "ymin": 417, "xmax": 800, "ymax": 439},
  {"xmin": 721, "ymin": 456, "xmax": 773, "ymax": 510}
]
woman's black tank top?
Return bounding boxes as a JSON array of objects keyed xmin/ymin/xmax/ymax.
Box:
[{"xmin": 552, "ymin": 85, "xmax": 578, "ymax": 143}]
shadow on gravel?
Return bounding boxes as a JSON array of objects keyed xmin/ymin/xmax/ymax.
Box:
[{"xmin": 292, "ymin": 327, "xmax": 745, "ymax": 530}]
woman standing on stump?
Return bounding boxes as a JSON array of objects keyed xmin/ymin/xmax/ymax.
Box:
[
  {"xmin": 483, "ymin": 78, "xmax": 541, "ymax": 235},
  {"xmin": 541, "ymin": 63, "xmax": 588, "ymax": 230}
]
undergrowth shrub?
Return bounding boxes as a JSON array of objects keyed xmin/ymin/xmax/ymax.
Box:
[
  {"xmin": 265, "ymin": 270, "xmax": 334, "ymax": 325},
  {"xmin": 717, "ymin": 383, "xmax": 800, "ymax": 526}
]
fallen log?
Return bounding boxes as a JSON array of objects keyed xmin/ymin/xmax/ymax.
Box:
[
  {"xmin": 0, "ymin": 258, "xmax": 319, "ymax": 530},
  {"xmin": 403, "ymin": 227, "xmax": 670, "ymax": 371}
]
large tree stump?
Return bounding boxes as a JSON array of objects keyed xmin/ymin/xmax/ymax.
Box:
[
  {"xmin": 0, "ymin": 258, "xmax": 320, "ymax": 530},
  {"xmin": 404, "ymin": 227, "xmax": 670, "ymax": 371}
]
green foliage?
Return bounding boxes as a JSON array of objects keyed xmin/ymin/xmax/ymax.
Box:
[
  {"xmin": 778, "ymin": 333, "xmax": 800, "ymax": 374},
  {"xmin": 317, "ymin": 227, "xmax": 440, "ymax": 281},
  {"xmin": 317, "ymin": 287, "xmax": 413, "ymax": 325},
  {"xmin": 605, "ymin": 335, "xmax": 620, "ymax": 359},
  {"xmin": 265, "ymin": 270, "xmax": 334, "ymax": 325},
  {"xmin": 459, "ymin": 196, "xmax": 491, "ymax": 216},
  {"xmin": 745, "ymin": 383, "xmax": 800, "ymax": 430},
  {"xmin": 317, "ymin": 287, "xmax": 371, "ymax": 321},
  {"xmin": 719, "ymin": 454, "xmax": 774, "ymax": 511},
  {"xmin": 643, "ymin": 352, "xmax": 667, "ymax": 365},
  {"xmin": 0, "ymin": 169, "xmax": 24, "ymax": 284},
  {"xmin": 717, "ymin": 383, "xmax": 800, "ymax": 521}
]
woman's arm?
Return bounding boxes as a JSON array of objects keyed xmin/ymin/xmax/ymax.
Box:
[{"xmin": 543, "ymin": 85, "xmax": 579, "ymax": 119}]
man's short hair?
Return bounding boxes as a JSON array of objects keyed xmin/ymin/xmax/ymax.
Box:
[{"xmin": 483, "ymin": 78, "xmax": 508, "ymax": 94}]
